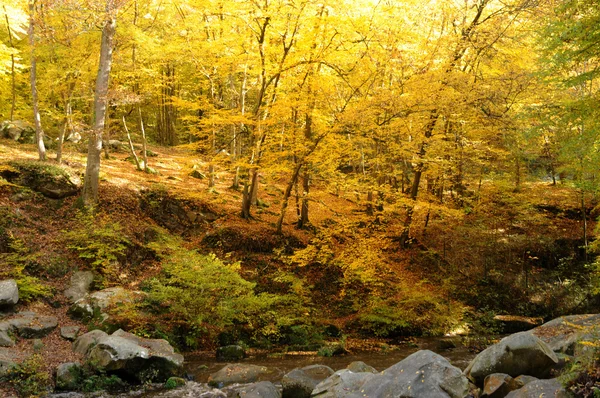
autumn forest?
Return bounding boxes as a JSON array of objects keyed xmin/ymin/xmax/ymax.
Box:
[{"xmin": 0, "ymin": 0, "xmax": 600, "ymax": 396}]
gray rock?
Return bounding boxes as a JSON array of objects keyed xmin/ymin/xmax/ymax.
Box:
[
  {"xmin": 505, "ymin": 378, "xmax": 570, "ymax": 398},
  {"xmin": 1, "ymin": 120, "xmax": 34, "ymax": 142},
  {"xmin": 346, "ymin": 361, "xmax": 377, "ymax": 373},
  {"xmin": 464, "ymin": 331, "xmax": 559, "ymax": 386},
  {"xmin": 0, "ymin": 279, "xmax": 19, "ymax": 307},
  {"xmin": 60, "ymin": 326, "xmax": 80, "ymax": 341},
  {"xmin": 55, "ymin": 362, "xmax": 82, "ymax": 390},
  {"xmin": 86, "ymin": 329, "xmax": 184, "ymax": 383},
  {"xmin": 6, "ymin": 312, "xmax": 58, "ymax": 338},
  {"xmin": 529, "ymin": 314, "xmax": 600, "ymax": 354},
  {"xmin": 312, "ymin": 350, "xmax": 469, "ymax": 398},
  {"xmin": 0, "ymin": 330, "xmax": 14, "ymax": 347},
  {"xmin": 282, "ymin": 365, "xmax": 334, "ymax": 398},
  {"xmin": 311, "ymin": 369, "xmax": 372, "ymax": 398},
  {"xmin": 72, "ymin": 329, "xmax": 108, "ymax": 356},
  {"xmin": 232, "ymin": 381, "xmax": 281, "ymax": 398},
  {"xmin": 64, "ymin": 271, "xmax": 94, "ymax": 303},
  {"xmin": 208, "ymin": 363, "xmax": 270, "ymax": 388},
  {"xmin": 216, "ymin": 344, "xmax": 245, "ymax": 361},
  {"xmin": 482, "ymin": 373, "xmax": 523, "ymax": 398}
]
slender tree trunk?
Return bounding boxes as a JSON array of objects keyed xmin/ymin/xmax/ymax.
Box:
[
  {"xmin": 123, "ymin": 116, "xmax": 142, "ymax": 170},
  {"xmin": 29, "ymin": 0, "xmax": 46, "ymax": 161},
  {"xmin": 276, "ymin": 161, "xmax": 304, "ymax": 234},
  {"xmin": 139, "ymin": 106, "xmax": 148, "ymax": 172},
  {"xmin": 82, "ymin": 5, "xmax": 116, "ymax": 207},
  {"xmin": 3, "ymin": 5, "xmax": 16, "ymax": 121},
  {"xmin": 582, "ymin": 190, "xmax": 588, "ymax": 262}
]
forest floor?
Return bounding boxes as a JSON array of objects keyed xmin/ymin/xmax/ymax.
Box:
[{"xmin": 0, "ymin": 138, "xmax": 597, "ymax": 396}]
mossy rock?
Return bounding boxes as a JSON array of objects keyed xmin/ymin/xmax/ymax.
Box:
[{"xmin": 1, "ymin": 160, "xmax": 82, "ymax": 199}]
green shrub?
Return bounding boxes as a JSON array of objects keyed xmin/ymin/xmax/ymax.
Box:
[
  {"xmin": 143, "ymin": 233, "xmax": 306, "ymax": 348},
  {"xmin": 63, "ymin": 212, "xmax": 130, "ymax": 277},
  {"xmin": 0, "ymin": 235, "xmax": 52, "ymax": 302},
  {"xmin": 6, "ymin": 354, "xmax": 52, "ymax": 397}
]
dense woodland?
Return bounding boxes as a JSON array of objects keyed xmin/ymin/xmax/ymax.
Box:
[{"xmin": 1, "ymin": 0, "xmax": 600, "ymax": 394}]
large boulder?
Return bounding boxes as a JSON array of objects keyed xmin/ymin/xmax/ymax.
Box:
[
  {"xmin": 64, "ymin": 271, "xmax": 94, "ymax": 303},
  {"xmin": 493, "ymin": 315, "xmax": 543, "ymax": 334},
  {"xmin": 346, "ymin": 361, "xmax": 377, "ymax": 373},
  {"xmin": 282, "ymin": 365, "xmax": 334, "ymax": 398},
  {"xmin": 0, "ymin": 120, "xmax": 34, "ymax": 142},
  {"xmin": 208, "ymin": 363, "xmax": 270, "ymax": 388},
  {"xmin": 529, "ymin": 314, "xmax": 600, "ymax": 355},
  {"xmin": 0, "ymin": 279, "xmax": 18, "ymax": 307},
  {"xmin": 505, "ymin": 378, "xmax": 570, "ymax": 398},
  {"xmin": 0, "ymin": 161, "xmax": 81, "ymax": 199},
  {"xmin": 231, "ymin": 381, "xmax": 281, "ymax": 398},
  {"xmin": 312, "ymin": 350, "xmax": 470, "ymax": 398},
  {"xmin": 86, "ymin": 329, "xmax": 184, "ymax": 383},
  {"xmin": 0, "ymin": 311, "xmax": 58, "ymax": 339},
  {"xmin": 311, "ymin": 369, "xmax": 373, "ymax": 398},
  {"xmin": 464, "ymin": 331, "xmax": 559, "ymax": 386}
]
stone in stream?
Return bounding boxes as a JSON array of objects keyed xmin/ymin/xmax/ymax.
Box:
[
  {"xmin": 208, "ymin": 363, "xmax": 270, "ymax": 388},
  {"xmin": 505, "ymin": 378, "xmax": 570, "ymax": 398},
  {"xmin": 312, "ymin": 350, "xmax": 470, "ymax": 398},
  {"xmin": 463, "ymin": 331, "xmax": 558, "ymax": 386},
  {"xmin": 0, "ymin": 279, "xmax": 19, "ymax": 307},
  {"xmin": 282, "ymin": 364, "xmax": 334, "ymax": 398},
  {"xmin": 482, "ymin": 373, "xmax": 523, "ymax": 398},
  {"xmin": 231, "ymin": 381, "xmax": 281, "ymax": 398},
  {"xmin": 346, "ymin": 361, "xmax": 377, "ymax": 373}
]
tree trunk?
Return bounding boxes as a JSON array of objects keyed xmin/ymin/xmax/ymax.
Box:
[
  {"xmin": 3, "ymin": 5, "xmax": 16, "ymax": 121},
  {"xmin": 276, "ymin": 161, "xmax": 304, "ymax": 234},
  {"xmin": 139, "ymin": 106, "xmax": 148, "ymax": 172},
  {"xmin": 82, "ymin": 5, "xmax": 116, "ymax": 207},
  {"xmin": 28, "ymin": 0, "xmax": 46, "ymax": 161}
]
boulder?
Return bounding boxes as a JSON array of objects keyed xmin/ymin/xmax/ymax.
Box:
[
  {"xmin": 232, "ymin": 381, "xmax": 281, "ymax": 398},
  {"xmin": 1, "ymin": 120, "xmax": 34, "ymax": 142},
  {"xmin": 60, "ymin": 326, "xmax": 80, "ymax": 341},
  {"xmin": 464, "ymin": 331, "xmax": 559, "ymax": 386},
  {"xmin": 311, "ymin": 369, "xmax": 373, "ymax": 398},
  {"xmin": 346, "ymin": 361, "xmax": 377, "ymax": 373},
  {"xmin": 505, "ymin": 378, "xmax": 570, "ymax": 398},
  {"xmin": 165, "ymin": 376, "xmax": 186, "ymax": 389},
  {"xmin": 312, "ymin": 350, "xmax": 470, "ymax": 398},
  {"xmin": 282, "ymin": 365, "xmax": 334, "ymax": 398},
  {"xmin": 208, "ymin": 363, "xmax": 270, "ymax": 388},
  {"xmin": 72, "ymin": 329, "xmax": 108, "ymax": 356},
  {"xmin": 0, "ymin": 279, "xmax": 19, "ymax": 307},
  {"xmin": 482, "ymin": 373, "xmax": 523, "ymax": 398},
  {"xmin": 55, "ymin": 362, "xmax": 83, "ymax": 390},
  {"xmin": 1, "ymin": 312, "xmax": 58, "ymax": 339},
  {"xmin": 64, "ymin": 271, "xmax": 94, "ymax": 303},
  {"xmin": 529, "ymin": 314, "xmax": 600, "ymax": 355},
  {"xmin": 0, "ymin": 161, "xmax": 82, "ymax": 199},
  {"xmin": 216, "ymin": 344, "xmax": 245, "ymax": 361},
  {"xmin": 86, "ymin": 329, "xmax": 184, "ymax": 383},
  {"xmin": 107, "ymin": 140, "xmax": 124, "ymax": 151}
]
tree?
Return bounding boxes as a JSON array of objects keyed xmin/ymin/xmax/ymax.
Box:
[
  {"xmin": 82, "ymin": 1, "xmax": 118, "ymax": 207},
  {"xmin": 28, "ymin": 0, "xmax": 45, "ymax": 161}
]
